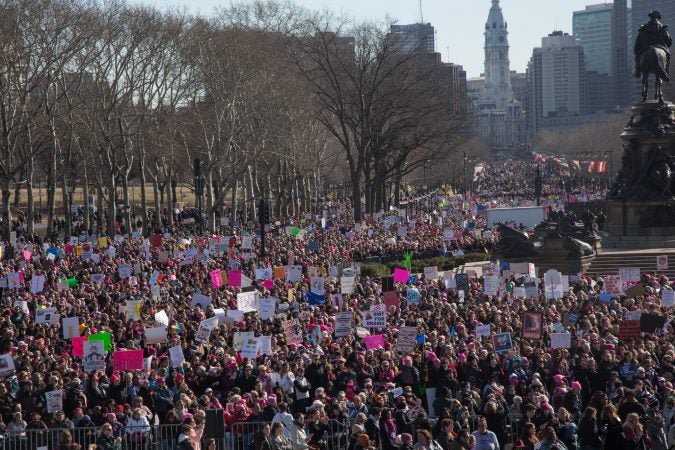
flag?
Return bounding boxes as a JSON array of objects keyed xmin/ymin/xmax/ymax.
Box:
[
  {"xmin": 571, "ymin": 160, "xmax": 580, "ymax": 171},
  {"xmin": 403, "ymin": 252, "xmax": 413, "ymax": 271},
  {"xmin": 305, "ymin": 291, "xmax": 325, "ymax": 306},
  {"xmin": 587, "ymin": 161, "xmax": 596, "ymax": 173},
  {"xmin": 596, "ymin": 161, "xmax": 607, "ymax": 173}
]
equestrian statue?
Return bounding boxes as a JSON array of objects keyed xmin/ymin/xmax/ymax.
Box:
[{"xmin": 634, "ymin": 10, "xmax": 672, "ymax": 103}]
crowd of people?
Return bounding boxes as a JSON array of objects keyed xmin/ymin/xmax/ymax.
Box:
[{"xmin": 0, "ymin": 159, "xmax": 671, "ymax": 450}]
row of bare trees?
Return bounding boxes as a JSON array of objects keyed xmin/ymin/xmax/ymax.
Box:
[{"xmin": 0, "ymin": 0, "xmax": 470, "ymax": 238}]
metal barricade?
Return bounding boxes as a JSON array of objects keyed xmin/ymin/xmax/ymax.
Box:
[
  {"xmin": 227, "ymin": 420, "xmax": 350, "ymax": 450},
  {"xmin": 0, "ymin": 423, "xmax": 182, "ymax": 450}
]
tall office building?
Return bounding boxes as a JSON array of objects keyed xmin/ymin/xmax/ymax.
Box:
[
  {"xmin": 574, "ymin": 4, "xmax": 613, "ymax": 75},
  {"xmin": 527, "ymin": 31, "xmax": 587, "ymax": 136},
  {"xmin": 472, "ymin": 0, "xmax": 527, "ymax": 151},
  {"xmin": 612, "ymin": 0, "xmax": 630, "ymax": 106},
  {"xmin": 388, "ymin": 23, "xmax": 435, "ymax": 53}
]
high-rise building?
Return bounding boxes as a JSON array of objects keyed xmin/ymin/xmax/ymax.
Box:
[
  {"xmin": 573, "ymin": 4, "xmax": 613, "ymax": 75},
  {"xmin": 527, "ymin": 31, "xmax": 587, "ymax": 136},
  {"xmin": 472, "ymin": 0, "xmax": 527, "ymax": 150},
  {"xmin": 389, "ymin": 23, "xmax": 435, "ymax": 53},
  {"xmin": 612, "ymin": 0, "xmax": 630, "ymax": 107}
]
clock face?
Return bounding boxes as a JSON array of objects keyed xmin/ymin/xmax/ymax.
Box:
[{"xmin": 499, "ymin": 36, "xmax": 505, "ymax": 43}]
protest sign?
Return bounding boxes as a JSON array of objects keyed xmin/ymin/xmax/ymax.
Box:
[
  {"xmin": 210, "ymin": 270, "xmax": 222, "ymax": 289},
  {"xmin": 395, "ymin": 327, "xmax": 418, "ymax": 354},
  {"xmin": 334, "ymin": 312, "xmax": 353, "ymax": 337},
  {"xmin": 195, "ymin": 324, "xmax": 212, "ymax": 343},
  {"xmin": 340, "ymin": 276, "xmax": 355, "ymax": 295},
  {"xmin": 392, "ymin": 268, "xmax": 409, "ymax": 284},
  {"xmin": 364, "ymin": 334, "xmax": 384, "ymax": 349},
  {"xmin": 144, "ymin": 327, "xmax": 167, "ymax": 345},
  {"xmin": 362, "ymin": 304, "xmax": 387, "ymax": 328},
  {"xmin": 285, "ymin": 265, "xmax": 303, "ymax": 282},
  {"xmin": 46, "ymin": 390, "xmax": 63, "ymax": 414},
  {"xmin": 241, "ymin": 339, "xmax": 259, "ymax": 359},
  {"xmin": 71, "ymin": 336, "xmax": 86, "ymax": 357},
  {"xmin": 62, "ymin": 317, "xmax": 80, "ymax": 339},
  {"xmin": 88, "ymin": 332, "xmax": 112, "ymax": 351},
  {"xmin": 483, "ymin": 276, "xmax": 500, "ymax": 296},
  {"xmin": 257, "ymin": 336, "xmax": 272, "ymax": 355},
  {"xmin": 522, "ymin": 312, "xmax": 543, "ymax": 340},
  {"xmin": 662, "ymin": 290, "xmax": 675, "ymax": 307},
  {"xmin": 423, "ymin": 266, "xmax": 439, "ymax": 280},
  {"xmin": 619, "ymin": 267, "xmax": 641, "ymax": 283},
  {"xmin": 258, "ymin": 298, "xmax": 276, "ymax": 320},
  {"xmin": 154, "ymin": 310, "xmax": 170, "ymax": 327},
  {"xmin": 455, "ymin": 274, "xmax": 469, "ymax": 292},
  {"xmin": 550, "ymin": 333, "xmax": 572, "ymax": 349},
  {"xmin": 35, "ymin": 307, "xmax": 56, "ymax": 325},
  {"xmin": 310, "ymin": 277, "xmax": 325, "ymax": 295},
  {"xmin": 113, "ymin": 350, "xmax": 144, "ymax": 371},
  {"xmin": 118, "ymin": 264, "xmax": 132, "ymax": 278},
  {"xmin": 544, "ymin": 269, "xmax": 563, "ymax": 299},
  {"xmin": 237, "ymin": 291, "xmax": 258, "ymax": 313},
  {"xmin": 406, "ymin": 287, "xmax": 421, "ymax": 305},
  {"xmin": 604, "ymin": 275, "xmax": 624, "ymax": 296},
  {"xmin": 283, "ymin": 319, "xmax": 303, "ymax": 344},
  {"xmin": 513, "ymin": 287, "xmax": 526, "ymax": 298},
  {"xmin": 619, "ymin": 320, "xmax": 641, "ymax": 341},
  {"xmin": 31, "ymin": 275, "xmax": 45, "ymax": 294},
  {"xmin": 191, "ymin": 293, "xmax": 212, "ymax": 309},
  {"xmin": 0, "ymin": 355, "xmax": 14, "ymax": 376},
  {"xmin": 476, "ymin": 324, "xmax": 491, "ymax": 338},
  {"xmin": 492, "ymin": 332, "xmax": 513, "ymax": 353},
  {"xmin": 657, "ymin": 255, "xmax": 669, "ymax": 270},
  {"xmin": 83, "ymin": 341, "xmax": 106, "ymax": 372}
]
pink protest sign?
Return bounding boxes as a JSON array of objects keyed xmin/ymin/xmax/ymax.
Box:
[
  {"xmin": 262, "ymin": 279, "xmax": 275, "ymax": 290},
  {"xmin": 23, "ymin": 250, "xmax": 31, "ymax": 261},
  {"xmin": 228, "ymin": 270, "xmax": 242, "ymax": 287},
  {"xmin": 71, "ymin": 336, "xmax": 87, "ymax": 357},
  {"xmin": 392, "ymin": 268, "xmax": 409, "ymax": 284},
  {"xmin": 364, "ymin": 334, "xmax": 385, "ymax": 349},
  {"xmin": 112, "ymin": 350, "xmax": 144, "ymax": 371},
  {"xmin": 210, "ymin": 269, "xmax": 222, "ymax": 289}
]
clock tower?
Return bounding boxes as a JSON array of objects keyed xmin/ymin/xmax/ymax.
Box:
[{"xmin": 483, "ymin": 0, "xmax": 511, "ymax": 110}]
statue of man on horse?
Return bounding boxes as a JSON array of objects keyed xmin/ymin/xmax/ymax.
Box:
[{"xmin": 634, "ymin": 10, "xmax": 673, "ymax": 102}]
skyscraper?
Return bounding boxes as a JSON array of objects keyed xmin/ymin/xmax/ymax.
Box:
[
  {"xmin": 472, "ymin": 0, "xmax": 527, "ymax": 150},
  {"xmin": 527, "ymin": 32, "xmax": 587, "ymax": 136},
  {"xmin": 612, "ymin": 0, "xmax": 630, "ymax": 107},
  {"xmin": 388, "ymin": 23, "xmax": 435, "ymax": 53},
  {"xmin": 573, "ymin": 4, "xmax": 613, "ymax": 75}
]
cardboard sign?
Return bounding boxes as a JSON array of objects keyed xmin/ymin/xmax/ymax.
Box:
[
  {"xmin": 522, "ymin": 312, "xmax": 543, "ymax": 340},
  {"xmin": 334, "ymin": 312, "xmax": 353, "ymax": 337},
  {"xmin": 424, "ymin": 266, "xmax": 439, "ymax": 280},
  {"xmin": 340, "ymin": 276, "xmax": 355, "ymax": 295},
  {"xmin": 191, "ymin": 293, "xmax": 212, "ymax": 309},
  {"xmin": 395, "ymin": 326, "xmax": 418, "ymax": 354},
  {"xmin": 625, "ymin": 283, "xmax": 645, "ymax": 299},
  {"xmin": 241, "ymin": 339, "xmax": 259, "ymax": 359},
  {"xmin": 62, "ymin": 317, "xmax": 80, "ymax": 339},
  {"xmin": 83, "ymin": 341, "xmax": 106, "ymax": 372},
  {"xmin": 618, "ymin": 320, "xmax": 641, "ymax": 341}
]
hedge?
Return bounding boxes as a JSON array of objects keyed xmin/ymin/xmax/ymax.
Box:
[{"xmin": 360, "ymin": 253, "xmax": 489, "ymax": 278}]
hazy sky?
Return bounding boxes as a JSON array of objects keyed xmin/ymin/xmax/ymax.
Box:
[{"xmin": 134, "ymin": 0, "xmax": 610, "ymax": 77}]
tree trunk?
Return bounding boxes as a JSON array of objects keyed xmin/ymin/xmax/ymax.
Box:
[
  {"xmin": 61, "ymin": 174, "xmax": 71, "ymax": 237},
  {"xmin": 139, "ymin": 161, "xmax": 148, "ymax": 236},
  {"xmin": 152, "ymin": 179, "xmax": 160, "ymax": 231},
  {"xmin": 107, "ymin": 173, "xmax": 116, "ymax": 238},
  {"xmin": 26, "ymin": 155, "xmax": 34, "ymax": 237},
  {"xmin": 166, "ymin": 176, "xmax": 174, "ymax": 228},
  {"xmin": 206, "ymin": 168, "xmax": 215, "ymax": 233},
  {"xmin": 248, "ymin": 165, "xmax": 257, "ymax": 222},
  {"xmin": 46, "ymin": 149, "xmax": 57, "ymax": 237},
  {"xmin": 13, "ymin": 182, "xmax": 21, "ymax": 209},
  {"xmin": 231, "ymin": 178, "xmax": 238, "ymax": 225},
  {"xmin": 351, "ymin": 178, "xmax": 361, "ymax": 223},
  {"xmin": 96, "ymin": 186, "xmax": 104, "ymax": 234},
  {"xmin": 2, "ymin": 179, "xmax": 11, "ymax": 240},
  {"xmin": 82, "ymin": 167, "xmax": 90, "ymax": 233},
  {"xmin": 122, "ymin": 175, "xmax": 131, "ymax": 234}
]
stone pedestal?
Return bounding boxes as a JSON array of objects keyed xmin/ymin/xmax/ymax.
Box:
[{"xmin": 604, "ymin": 100, "xmax": 675, "ymax": 248}]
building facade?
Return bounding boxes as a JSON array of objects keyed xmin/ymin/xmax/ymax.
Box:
[
  {"xmin": 389, "ymin": 23, "xmax": 435, "ymax": 53},
  {"xmin": 573, "ymin": 4, "xmax": 613, "ymax": 76},
  {"xmin": 527, "ymin": 31, "xmax": 587, "ymax": 136},
  {"xmin": 473, "ymin": 0, "xmax": 527, "ymax": 151}
]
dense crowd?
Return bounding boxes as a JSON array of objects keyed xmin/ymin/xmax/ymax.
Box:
[{"xmin": 0, "ymin": 161, "xmax": 670, "ymax": 450}]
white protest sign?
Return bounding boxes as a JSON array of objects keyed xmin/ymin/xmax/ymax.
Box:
[
  {"xmin": 195, "ymin": 325, "xmax": 212, "ymax": 343},
  {"xmin": 334, "ymin": 312, "xmax": 353, "ymax": 337},
  {"xmin": 258, "ymin": 298, "xmax": 276, "ymax": 320},
  {"xmin": 310, "ymin": 277, "xmax": 325, "ymax": 295},
  {"xmin": 154, "ymin": 310, "xmax": 170, "ymax": 327},
  {"xmin": 424, "ymin": 266, "xmax": 439, "ymax": 280},
  {"xmin": 550, "ymin": 332, "xmax": 572, "ymax": 349},
  {"xmin": 619, "ymin": 267, "xmax": 641, "ymax": 283},
  {"xmin": 35, "ymin": 307, "xmax": 56, "ymax": 325},
  {"xmin": 168, "ymin": 345, "xmax": 185, "ymax": 368},
  {"xmin": 341, "ymin": 276, "xmax": 355, "ymax": 295},
  {"xmin": 83, "ymin": 341, "xmax": 106, "ymax": 372},
  {"xmin": 241, "ymin": 339, "xmax": 259, "ymax": 359},
  {"xmin": 483, "ymin": 275, "xmax": 500, "ymax": 296},
  {"xmin": 661, "ymin": 290, "xmax": 675, "ymax": 307},
  {"xmin": 46, "ymin": 390, "xmax": 63, "ymax": 414},
  {"xmin": 362, "ymin": 304, "xmax": 387, "ymax": 328},
  {"xmin": 257, "ymin": 336, "xmax": 272, "ymax": 355},
  {"xmin": 191, "ymin": 293, "xmax": 212, "ymax": 309},
  {"xmin": 255, "ymin": 268, "xmax": 273, "ymax": 280},
  {"xmin": 476, "ymin": 324, "xmax": 491, "ymax": 338},
  {"xmin": 237, "ymin": 291, "xmax": 258, "ymax": 313},
  {"xmin": 227, "ymin": 309, "xmax": 245, "ymax": 322},
  {"xmin": 395, "ymin": 326, "xmax": 418, "ymax": 354},
  {"xmin": 285, "ymin": 265, "xmax": 303, "ymax": 283},
  {"xmin": 144, "ymin": 327, "xmax": 167, "ymax": 345},
  {"xmin": 233, "ymin": 331, "xmax": 255, "ymax": 350},
  {"xmin": 544, "ymin": 269, "xmax": 563, "ymax": 299},
  {"xmin": 118, "ymin": 264, "xmax": 132, "ymax": 278},
  {"xmin": 31, "ymin": 275, "xmax": 45, "ymax": 294}
]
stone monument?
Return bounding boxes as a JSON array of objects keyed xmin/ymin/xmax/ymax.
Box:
[{"xmin": 605, "ymin": 11, "xmax": 675, "ymax": 248}]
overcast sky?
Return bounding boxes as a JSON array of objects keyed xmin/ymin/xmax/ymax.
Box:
[{"xmin": 133, "ymin": 0, "xmax": 609, "ymax": 78}]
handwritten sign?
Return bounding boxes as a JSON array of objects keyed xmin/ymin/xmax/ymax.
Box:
[
  {"xmin": 550, "ymin": 332, "xmax": 571, "ymax": 349},
  {"xmin": 113, "ymin": 350, "xmax": 144, "ymax": 371},
  {"xmin": 619, "ymin": 320, "xmax": 641, "ymax": 341},
  {"xmin": 395, "ymin": 327, "xmax": 418, "ymax": 354},
  {"xmin": 362, "ymin": 304, "xmax": 387, "ymax": 328},
  {"xmin": 334, "ymin": 312, "xmax": 353, "ymax": 337}
]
